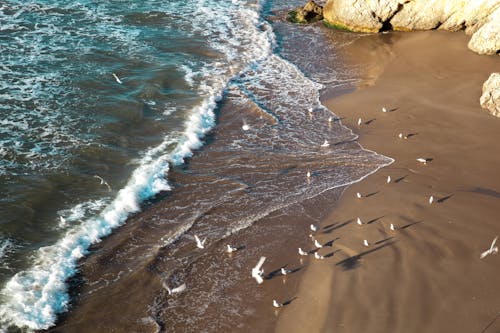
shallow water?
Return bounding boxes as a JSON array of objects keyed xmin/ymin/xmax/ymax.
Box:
[{"xmin": 0, "ymin": 0, "xmax": 391, "ymax": 331}]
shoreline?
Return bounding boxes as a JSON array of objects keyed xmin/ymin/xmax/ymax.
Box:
[{"xmin": 276, "ymin": 30, "xmax": 500, "ymax": 333}]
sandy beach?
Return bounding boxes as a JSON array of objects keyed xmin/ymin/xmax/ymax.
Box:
[{"xmin": 276, "ymin": 30, "xmax": 500, "ymax": 333}]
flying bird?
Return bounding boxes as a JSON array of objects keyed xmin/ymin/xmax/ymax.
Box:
[
  {"xmin": 112, "ymin": 73, "xmax": 123, "ymax": 84},
  {"xmin": 321, "ymin": 140, "xmax": 330, "ymax": 147},
  {"xmin": 298, "ymin": 248, "xmax": 308, "ymax": 256},
  {"xmin": 164, "ymin": 283, "xmax": 186, "ymax": 295},
  {"xmin": 226, "ymin": 244, "xmax": 238, "ymax": 253},
  {"xmin": 480, "ymin": 236, "xmax": 498, "ymax": 259},
  {"xmin": 251, "ymin": 256, "xmax": 266, "ymax": 284},
  {"xmin": 94, "ymin": 175, "xmax": 112, "ymax": 192},
  {"xmin": 273, "ymin": 300, "xmax": 283, "ymax": 308},
  {"xmin": 194, "ymin": 235, "xmax": 206, "ymax": 249}
]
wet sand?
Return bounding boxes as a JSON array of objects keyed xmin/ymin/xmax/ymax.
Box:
[{"xmin": 276, "ymin": 31, "xmax": 500, "ymax": 333}]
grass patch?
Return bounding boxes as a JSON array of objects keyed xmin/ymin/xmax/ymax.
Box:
[{"xmin": 323, "ymin": 20, "xmax": 352, "ymax": 31}]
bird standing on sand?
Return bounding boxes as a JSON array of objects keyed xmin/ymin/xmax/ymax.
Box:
[
  {"xmin": 382, "ymin": 107, "xmax": 388, "ymax": 113},
  {"xmin": 164, "ymin": 283, "xmax": 186, "ymax": 295},
  {"xmin": 314, "ymin": 252, "xmax": 325, "ymax": 260},
  {"xmin": 416, "ymin": 158, "xmax": 428, "ymax": 165},
  {"xmin": 314, "ymin": 239, "xmax": 323, "ymax": 248},
  {"xmin": 356, "ymin": 192, "xmax": 362, "ymax": 199},
  {"xmin": 480, "ymin": 236, "xmax": 498, "ymax": 259},
  {"xmin": 306, "ymin": 171, "xmax": 311, "ymax": 178},
  {"xmin": 251, "ymin": 256, "xmax": 266, "ymax": 284},
  {"xmin": 429, "ymin": 195, "xmax": 434, "ymax": 204},
  {"xmin": 194, "ymin": 235, "xmax": 206, "ymax": 249},
  {"xmin": 112, "ymin": 73, "xmax": 123, "ymax": 84},
  {"xmin": 390, "ymin": 223, "xmax": 396, "ymax": 231},
  {"xmin": 356, "ymin": 217, "xmax": 363, "ymax": 226},
  {"xmin": 328, "ymin": 116, "xmax": 333, "ymax": 123},
  {"xmin": 226, "ymin": 244, "xmax": 237, "ymax": 253},
  {"xmin": 321, "ymin": 140, "xmax": 330, "ymax": 147},
  {"xmin": 298, "ymin": 248, "xmax": 308, "ymax": 256},
  {"xmin": 398, "ymin": 133, "xmax": 403, "ymax": 139},
  {"xmin": 281, "ymin": 267, "xmax": 291, "ymax": 275},
  {"xmin": 363, "ymin": 239, "xmax": 370, "ymax": 247},
  {"xmin": 357, "ymin": 118, "xmax": 362, "ymax": 126},
  {"xmin": 242, "ymin": 123, "xmax": 250, "ymax": 131},
  {"xmin": 273, "ymin": 300, "xmax": 283, "ymax": 308},
  {"xmin": 310, "ymin": 224, "xmax": 318, "ymax": 232},
  {"xmin": 386, "ymin": 176, "xmax": 391, "ymax": 183}
]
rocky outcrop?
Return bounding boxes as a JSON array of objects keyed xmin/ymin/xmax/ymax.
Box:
[
  {"xmin": 480, "ymin": 73, "xmax": 500, "ymax": 117},
  {"xmin": 288, "ymin": 1, "xmax": 324, "ymax": 24},
  {"xmin": 323, "ymin": 0, "xmax": 500, "ymax": 55}
]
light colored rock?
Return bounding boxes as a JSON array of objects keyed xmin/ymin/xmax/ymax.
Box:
[
  {"xmin": 323, "ymin": 0, "xmax": 500, "ymax": 55},
  {"xmin": 480, "ymin": 73, "xmax": 500, "ymax": 117}
]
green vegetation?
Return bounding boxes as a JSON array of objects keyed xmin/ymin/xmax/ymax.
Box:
[
  {"xmin": 287, "ymin": 10, "xmax": 307, "ymax": 24},
  {"xmin": 323, "ymin": 20, "xmax": 352, "ymax": 32}
]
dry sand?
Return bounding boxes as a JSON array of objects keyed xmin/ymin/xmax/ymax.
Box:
[{"xmin": 276, "ymin": 31, "xmax": 500, "ymax": 333}]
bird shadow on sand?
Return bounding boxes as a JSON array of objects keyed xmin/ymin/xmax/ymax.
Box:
[
  {"xmin": 283, "ymin": 297, "xmax": 298, "ymax": 306},
  {"xmin": 480, "ymin": 312, "xmax": 500, "ymax": 333},
  {"xmin": 388, "ymin": 107, "xmax": 399, "ymax": 112},
  {"xmin": 367, "ymin": 216, "xmax": 384, "ymax": 224},
  {"xmin": 437, "ymin": 194, "xmax": 454, "ymax": 203},
  {"xmin": 394, "ymin": 175, "xmax": 409, "ymax": 183},
  {"xmin": 265, "ymin": 265, "xmax": 302, "ymax": 280},
  {"xmin": 400, "ymin": 220, "xmax": 423, "ymax": 230},
  {"xmin": 374, "ymin": 237, "xmax": 394, "ymax": 245},
  {"xmin": 460, "ymin": 186, "xmax": 500, "ymax": 199},
  {"xmin": 322, "ymin": 219, "xmax": 353, "ymax": 234},
  {"xmin": 324, "ymin": 249, "xmax": 341, "ymax": 258},
  {"xmin": 323, "ymin": 237, "xmax": 341, "ymax": 247},
  {"xmin": 364, "ymin": 191, "xmax": 379, "ymax": 198},
  {"xmin": 335, "ymin": 241, "xmax": 396, "ymax": 271},
  {"xmin": 364, "ymin": 118, "xmax": 376, "ymax": 125},
  {"xmin": 405, "ymin": 132, "xmax": 418, "ymax": 138}
]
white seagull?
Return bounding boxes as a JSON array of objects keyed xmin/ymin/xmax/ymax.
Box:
[
  {"xmin": 356, "ymin": 192, "xmax": 362, "ymax": 199},
  {"xmin": 390, "ymin": 223, "xmax": 396, "ymax": 231},
  {"xmin": 314, "ymin": 252, "xmax": 325, "ymax": 260},
  {"xmin": 321, "ymin": 140, "xmax": 330, "ymax": 147},
  {"xmin": 480, "ymin": 236, "xmax": 498, "ymax": 259},
  {"xmin": 281, "ymin": 267, "xmax": 291, "ymax": 275},
  {"xmin": 112, "ymin": 73, "xmax": 123, "ymax": 84},
  {"xmin": 357, "ymin": 118, "xmax": 362, "ymax": 126},
  {"xmin": 382, "ymin": 107, "xmax": 388, "ymax": 113},
  {"xmin": 363, "ymin": 239, "xmax": 370, "ymax": 247},
  {"xmin": 251, "ymin": 256, "xmax": 266, "ymax": 284},
  {"xmin": 226, "ymin": 244, "xmax": 238, "ymax": 253},
  {"xmin": 273, "ymin": 300, "xmax": 283, "ymax": 308},
  {"xmin": 164, "ymin": 283, "xmax": 186, "ymax": 295},
  {"xmin": 314, "ymin": 239, "xmax": 323, "ymax": 248},
  {"xmin": 306, "ymin": 171, "xmax": 311, "ymax": 178},
  {"xmin": 310, "ymin": 224, "xmax": 318, "ymax": 232},
  {"xmin": 386, "ymin": 175, "xmax": 391, "ymax": 183},
  {"xmin": 242, "ymin": 124, "xmax": 250, "ymax": 131},
  {"xmin": 59, "ymin": 216, "xmax": 67, "ymax": 225},
  {"xmin": 429, "ymin": 195, "xmax": 434, "ymax": 204},
  {"xmin": 194, "ymin": 235, "xmax": 206, "ymax": 249},
  {"xmin": 94, "ymin": 175, "xmax": 112, "ymax": 192},
  {"xmin": 398, "ymin": 132, "xmax": 403, "ymax": 139},
  {"xmin": 298, "ymin": 248, "xmax": 308, "ymax": 256},
  {"xmin": 416, "ymin": 158, "xmax": 428, "ymax": 165},
  {"xmin": 328, "ymin": 116, "xmax": 333, "ymax": 123},
  {"xmin": 356, "ymin": 217, "xmax": 363, "ymax": 225}
]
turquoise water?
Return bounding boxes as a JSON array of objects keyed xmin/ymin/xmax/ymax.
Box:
[{"xmin": 0, "ymin": 0, "xmax": 392, "ymax": 330}]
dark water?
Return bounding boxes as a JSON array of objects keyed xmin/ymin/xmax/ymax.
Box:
[{"xmin": 0, "ymin": 0, "xmax": 391, "ymax": 331}]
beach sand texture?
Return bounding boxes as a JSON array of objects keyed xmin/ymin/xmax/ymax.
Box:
[{"xmin": 276, "ymin": 30, "xmax": 500, "ymax": 333}]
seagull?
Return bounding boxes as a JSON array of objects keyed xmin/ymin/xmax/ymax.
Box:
[
  {"xmin": 310, "ymin": 224, "xmax": 318, "ymax": 232},
  {"xmin": 242, "ymin": 124, "xmax": 250, "ymax": 131},
  {"xmin": 363, "ymin": 239, "xmax": 370, "ymax": 247},
  {"xmin": 308, "ymin": 107, "xmax": 313, "ymax": 119},
  {"xmin": 314, "ymin": 252, "xmax": 325, "ymax": 260},
  {"xmin": 314, "ymin": 239, "xmax": 323, "ymax": 248},
  {"xmin": 59, "ymin": 216, "xmax": 66, "ymax": 225},
  {"xmin": 357, "ymin": 118, "xmax": 362, "ymax": 126},
  {"xmin": 281, "ymin": 267, "xmax": 291, "ymax": 275},
  {"xmin": 321, "ymin": 140, "xmax": 330, "ymax": 147},
  {"xmin": 356, "ymin": 217, "xmax": 363, "ymax": 225},
  {"xmin": 226, "ymin": 244, "xmax": 238, "ymax": 253},
  {"xmin": 382, "ymin": 107, "xmax": 388, "ymax": 113},
  {"xmin": 390, "ymin": 223, "xmax": 396, "ymax": 231},
  {"xmin": 428, "ymin": 195, "xmax": 434, "ymax": 204},
  {"xmin": 306, "ymin": 171, "xmax": 311, "ymax": 178},
  {"xmin": 386, "ymin": 175, "xmax": 391, "ymax": 183},
  {"xmin": 356, "ymin": 192, "xmax": 362, "ymax": 199},
  {"xmin": 251, "ymin": 256, "xmax": 266, "ymax": 284},
  {"xmin": 164, "ymin": 283, "xmax": 186, "ymax": 295},
  {"xmin": 398, "ymin": 133, "xmax": 403, "ymax": 139},
  {"xmin": 273, "ymin": 300, "xmax": 283, "ymax": 308},
  {"xmin": 298, "ymin": 248, "xmax": 308, "ymax": 256},
  {"xmin": 194, "ymin": 235, "xmax": 206, "ymax": 249},
  {"xmin": 328, "ymin": 116, "xmax": 333, "ymax": 123},
  {"xmin": 416, "ymin": 158, "xmax": 428, "ymax": 165},
  {"xmin": 94, "ymin": 175, "xmax": 112, "ymax": 191},
  {"xmin": 112, "ymin": 73, "xmax": 123, "ymax": 84},
  {"xmin": 480, "ymin": 236, "xmax": 498, "ymax": 259}
]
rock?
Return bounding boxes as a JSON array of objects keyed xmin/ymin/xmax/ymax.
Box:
[
  {"xmin": 322, "ymin": 0, "xmax": 500, "ymax": 55},
  {"xmin": 480, "ymin": 73, "xmax": 500, "ymax": 117},
  {"xmin": 288, "ymin": 1, "xmax": 324, "ymax": 24}
]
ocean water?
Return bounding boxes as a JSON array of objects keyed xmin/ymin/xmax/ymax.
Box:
[{"xmin": 0, "ymin": 0, "xmax": 392, "ymax": 331}]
